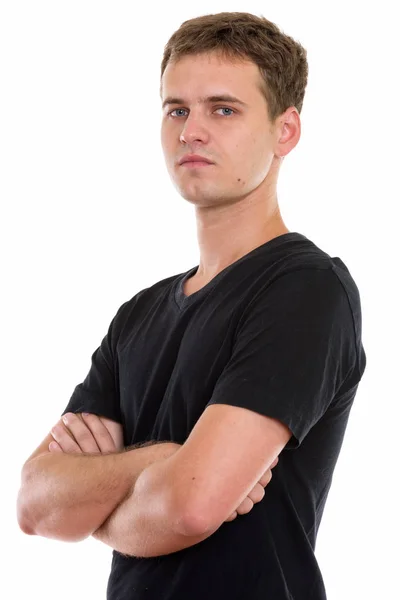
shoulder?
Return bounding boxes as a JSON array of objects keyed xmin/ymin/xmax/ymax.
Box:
[{"xmin": 239, "ymin": 266, "xmax": 351, "ymax": 330}]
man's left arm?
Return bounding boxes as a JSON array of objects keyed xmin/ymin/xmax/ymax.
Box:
[
  {"xmin": 92, "ymin": 431, "xmax": 278, "ymax": 558},
  {"xmin": 57, "ymin": 413, "xmax": 276, "ymax": 558},
  {"xmin": 92, "ymin": 452, "xmax": 216, "ymax": 558}
]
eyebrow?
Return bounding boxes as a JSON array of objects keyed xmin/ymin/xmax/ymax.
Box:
[{"xmin": 162, "ymin": 94, "xmax": 248, "ymax": 110}]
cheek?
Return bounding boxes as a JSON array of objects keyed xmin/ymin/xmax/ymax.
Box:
[
  {"xmin": 229, "ymin": 151, "xmax": 266, "ymax": 189},
  {"xmin": 160, "ymin": 124, "xmax": 171, "ymax": 151},
  {"xmin": 232, "ymin": 131, "xmax": 257, "ymax": 162},
  {"xmin": 160, "ymin": 130, "xmax": 168, "ymax": 153}
]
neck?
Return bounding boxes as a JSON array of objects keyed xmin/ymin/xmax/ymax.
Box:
[{"xmin": 193, "ymin": 199, "xmax": 289, "ymax": 281}]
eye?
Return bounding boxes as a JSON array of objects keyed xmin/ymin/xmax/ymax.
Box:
[
  {"xmin": 168, "ymin": 107, "xmax": 235, "ymax": 118},
  {"xmin": 216, "ymin": 107, "xmax": 235, "ymax": 116},
  {"xmin": 168, "ymin": 108, "xmax": 186, "ymax": 118}
]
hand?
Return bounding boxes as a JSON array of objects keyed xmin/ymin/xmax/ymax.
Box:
[
  {"xmin": 49, "ymin": 412, "xmax": 124, "ymax": 455},
  {"xmin": 224, "ymin": 455, "xmax": 279, "ymax": 522}
]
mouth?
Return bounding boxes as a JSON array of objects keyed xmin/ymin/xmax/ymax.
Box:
[{"xmin": 180, "ymin": 161, "xmax": 214, "ymax": 168}]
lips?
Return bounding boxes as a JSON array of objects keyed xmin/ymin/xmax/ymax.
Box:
[
  {"xmin": 183, "ymin": 160, "xmax": 209, "ymax": 164},
  {"xmin": 181, "ymin": 161, "xmax": 212, "ymax": 168},
  {"xmin": 179, "ymin": 154, "xmax": 214, "ymax": 165}
]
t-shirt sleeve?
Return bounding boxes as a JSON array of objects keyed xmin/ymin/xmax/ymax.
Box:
[
  {"xmin": 206, "ymin": 268, "xmax": 358, "ymax": 449},
  {"xmin": 61, "ymin": 300, "xmax": 129, "ymax": 424}
]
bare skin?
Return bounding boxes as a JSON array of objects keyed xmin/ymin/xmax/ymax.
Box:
[
  {"xmin": 51, "ymin": 413, "xmax": 278, "ymax": 523},
  {"xmin": 160, "ymin": 51, "xmax": 301, "ymax": 292}
]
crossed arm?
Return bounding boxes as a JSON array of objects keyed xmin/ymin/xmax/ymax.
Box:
[
  {"xmin": 17, "ymin": 412, "xmax": 277, "ymax": 557},
  {"xmin": 17, "ymin": 414, "xmax": 191, "ymax": 556}
]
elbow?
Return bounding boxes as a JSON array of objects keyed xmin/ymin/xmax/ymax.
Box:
[
  {"xmin": 17, "ymin": 462, "xmax": 49, "ymax": 537},
  {"xmin": 16, "ymin": 467, "xmax": 37, "ymax": 535},
  {"xmin": 178, "ymin": 495, "xmax": 240, "ymax": 537},
  {"xmin": 17, "ymin": 501, "xmax": 35, "ymax": 536},
  {"xmin": 179, "ymin": 512, "xmax": 212, "ymax": 538},
  {"xmin": 172, "ymin": 499, "xmax": 214, "ymax": 538},
  {"xmin": 17, "ymin": 512, "xmax": 37, "ymax": 536},
  {"xmin": 17, "ymin": 499, "xmax": 89, "ymax": 542},
  {"xmin": 16, "ymin": 463, "xmax": 89, "ymax": 543},
  {"xmin": 16, "ymin": 484, "xmax": 50, "ymax": 539}
]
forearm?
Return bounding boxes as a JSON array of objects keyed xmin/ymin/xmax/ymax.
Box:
[
  {"xmin": 18, "ymin": 445, "xmax": 173, "ymax": 542},
  {"xmin": 92, "ymin": 453, "xmax": 219, "ymax": 558}
]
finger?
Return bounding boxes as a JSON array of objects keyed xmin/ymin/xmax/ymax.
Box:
[
  {"xmin": 99, "ymin": 416, "xmax": 124, "ymax": 451},
  {"xmin": 51, "ymin": 423, "xmax": 83, "ymax": 454},
  {"xmin": 235, "ymin": 496, "xmax": 254, "ymax": 516},
  {"xmin": 61, "ymin": 413, "xmax": 102, "ymax": 453},
  {"xmin": 81, "ymin": 413, "xmax": 120, "ymax": 453},
  {"xmin": 258, "ymin": 468, "xmax": 273, "ymax": 487},
  {"xmin": 49, "ymin": 440, "xmax": 63, "ymax": 453},
  {"xmin": 270, "ymin": 456, "xmax": 279, "ymax": 468},
  {"xmin": 225, "ymin": 511, "xmax": 238, "ymax": 522},
  {"xmin": 235, "ymin": 484, "xmax": 265, "ymax": 516},
  {"xmin": 246, "ymin": 482, "xmax": 266, "ymax": 504}
]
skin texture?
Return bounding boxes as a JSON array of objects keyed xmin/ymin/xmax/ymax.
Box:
[
  {"xmin": 51, "ymin": 413, "xmax": 278, "ymax": 523},
  {"xmin": 160, "ymin": 51, "xmax": 301, "ymax": 290},
  {"xmin": 50, "ymin": 412, "xmax": 124, "ymax": 453},
  {"xmin": 17, "ymin": 413, "xmax": 181, "ymax": 541}
]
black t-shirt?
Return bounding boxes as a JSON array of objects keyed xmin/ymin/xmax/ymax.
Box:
[{"xmin": 62, "ymin": 232, "xmax": 367, "ymax": 600}]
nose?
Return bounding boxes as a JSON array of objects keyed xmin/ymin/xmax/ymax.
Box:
[{"xmin": 179, "ymin": 115, "xmax": 209, "ymax": 145}]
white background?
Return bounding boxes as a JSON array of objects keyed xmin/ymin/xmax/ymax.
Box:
[{"xmin": 1, "ymin": 1, "xmax": 398, "ymax": 598}]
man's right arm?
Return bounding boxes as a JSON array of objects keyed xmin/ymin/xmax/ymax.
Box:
[{"xmin": 17, "ymin": 441, "xmax": 179, "ymax": 542}]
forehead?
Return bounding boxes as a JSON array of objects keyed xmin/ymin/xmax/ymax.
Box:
[{"xmin": 161, "ymin": 52, "xmax": 263, "ymax": 105}]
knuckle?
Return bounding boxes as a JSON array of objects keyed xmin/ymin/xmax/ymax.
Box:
[
  {"xmin": 254, "ymin": 484, "xmax": 266, "ymax": 502},
  {"xmin": 52, "ymin": 424, "xmax": 66, "ymax": 438},
  {"xmin": 96, "ymin": 436, "xmax": 112, "ymax": 452},
  {"xmin": 243, "ymin": 498, "xmax": 254, "ymax": 514},
  {"xmin": 259, "ymin": 469, "xmax": 273, "ymax": 486},
  {"xmin": 248, "ymin": 483, "xmax": 265, "ymax": 503},
  {"xmin": 226, "ymin": 511, "xmax": 237, "ymax": 522},
  {"xmin": 237, "ymin": 497, "xmax": 254, "ymax": 515},
  {"xmin": 79, "ymin": 429, "xmax": 94, "ymax": 443}
]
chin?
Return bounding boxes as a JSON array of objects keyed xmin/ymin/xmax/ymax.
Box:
[{"xmin": 179, "ymin": 190, "xmax": 232, "ymax": 209}]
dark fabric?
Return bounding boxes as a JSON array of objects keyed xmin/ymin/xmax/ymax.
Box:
[{"xmin": 62, "ymin": 232, "xmax": 367, "ymax": 600}]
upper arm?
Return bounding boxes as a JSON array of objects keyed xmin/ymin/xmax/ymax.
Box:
[{"xmin": 167, "ymin": 403, "xmax": 292, "ymax": 535}]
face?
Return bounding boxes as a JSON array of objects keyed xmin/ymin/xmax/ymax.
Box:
[{"xmin": 160, "ymin": 52, "xmax": 289, "ymax": 208}]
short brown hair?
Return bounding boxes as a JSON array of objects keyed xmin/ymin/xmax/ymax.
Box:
[{"xmin": 160, "ymin": 12, "xmax": 309, "ymax": 125}]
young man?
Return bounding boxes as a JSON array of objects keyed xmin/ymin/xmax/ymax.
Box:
[{"xmin": 17, "ymin": 12, "xmax": 367, "ymax": 600}]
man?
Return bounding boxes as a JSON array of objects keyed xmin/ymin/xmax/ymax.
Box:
[{"xmin": 17, "ymin": 12, "xmax": 367, "ymax": 600}]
